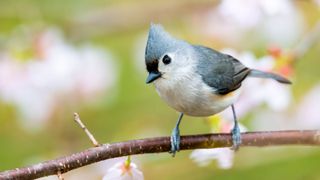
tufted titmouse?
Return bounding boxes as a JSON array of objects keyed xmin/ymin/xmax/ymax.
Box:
[{"xmin": 144, "ymin": 24, "xmax": 291, "ymax": 156}]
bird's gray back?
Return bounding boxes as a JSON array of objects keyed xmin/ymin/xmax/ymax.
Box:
[{"xmin": 194, "ymin": 45, "xmax": 250, "ymax": 95}]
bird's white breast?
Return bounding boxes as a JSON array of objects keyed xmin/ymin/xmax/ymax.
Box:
[{"xmin": 154, "ymin": 66, "xmax": 241, "ymax": 117}]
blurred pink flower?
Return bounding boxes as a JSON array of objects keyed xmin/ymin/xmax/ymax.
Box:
[
  {"xmin": 0, "ymin": 26, "xmax": 117, "ymax": 131},
  {"xmin": 295, "ymin": 84, "xmax": 320, "ymax": 129},
  {"xmin": 102, "ymin": 156, "xmax": 144, "ymax": 180},
  {"xmin": 251, "ymin": 83, "xmax": 320, "ymax": 131},
  {"xmin": 195, "ymin": 0, "xmax": 304, "ymax": 46},
  {"xmin": 190, "ymin": 148, "xmax": 234, "ymax": 169}
]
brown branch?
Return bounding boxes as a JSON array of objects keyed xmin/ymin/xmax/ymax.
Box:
[{"xmin": 1, "ymin": 130, "xmax": 320, "ymax": 180}]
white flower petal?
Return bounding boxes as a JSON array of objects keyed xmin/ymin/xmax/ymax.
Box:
[
  {"xmin": 130, "ymin": 167, "xmax": 144, "ymax": 180},
  {"xmin": 190, "ymin": 148, "xmax": 234, "ymax": 169},
  {"xmin": 102, "ymin": 160, "xmax": 144, "ymax": 180},
  {"xmin": 296, "ymin": 84, "xmax": 320, "ymax": 128},
  {"xmin": 264, "ymin": 81, "xmax": 291, "ymax": 111},
  {"xmin": 103, "ymin": 167, "xmax": 123, "ymax": 180}
]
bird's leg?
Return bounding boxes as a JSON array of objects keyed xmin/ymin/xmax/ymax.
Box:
[
  {"xmin": 170, "ymin": 112, "xmax": 184, "ymax": 157},
  {"xmin": 231, "ymin": 104, "xmax": 241, "ymax": 150}
]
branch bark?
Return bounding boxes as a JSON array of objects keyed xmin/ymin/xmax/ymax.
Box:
[{"xmin": 1, "ymin": 130, "xmax": 320, "ymax": 180}]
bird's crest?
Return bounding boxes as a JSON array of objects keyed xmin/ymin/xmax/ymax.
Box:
[{"xmin": 145, "ymin": 23, "xmax": 178, "ymax": 63}]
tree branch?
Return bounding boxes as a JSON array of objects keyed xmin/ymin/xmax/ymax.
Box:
[{"xmin": 1, "ymin": 130, "xmax": 320, "ymax": 180}]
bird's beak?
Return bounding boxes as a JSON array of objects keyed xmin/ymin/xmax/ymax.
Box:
[{"xmin": 146, "ymin": 71, "xmax": 161, "ymax": 84}]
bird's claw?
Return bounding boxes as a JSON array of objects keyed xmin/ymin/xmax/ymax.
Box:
[
  {"xmin": 231, "ymin": 125, "xmax": 241, "ymax": 151},
  {"xmin": 170, "ymin": 126, "xmax": 180, "ymax": 157}
]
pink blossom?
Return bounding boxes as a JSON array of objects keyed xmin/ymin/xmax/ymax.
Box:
[
  {"xmin": 295, "ymin": 84, "xmax": 320, "ymax": 129},
  {"xmin": 190, "ymin": 148, "xmax": 234, "ymax": 169},
  {"xmin": 0, "ymin": 27, "xmax": 117, "ymax": 131},
  {"xmin": 102, "ymin": 157, "xmax": 144, "ymax": 180},
  {"xmin": 195, "ymin": 0, "xmax": 304, "ymax": 46}
]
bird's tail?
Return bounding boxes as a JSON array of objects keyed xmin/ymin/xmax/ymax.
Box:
[{"xmin": 248, "ymin": 69, "xmax": 292, "ymax": 84}]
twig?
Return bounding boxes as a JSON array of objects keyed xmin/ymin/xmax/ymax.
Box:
[
  {"xmin": 0, "ymin": 130, "xmax": 320, "ymax": 180},
  {"xmin": 73, "ymin": 113, "xmax": 99, "ymax": 147}
]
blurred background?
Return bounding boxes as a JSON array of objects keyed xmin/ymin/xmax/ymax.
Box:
[{"xmin": 0, "ymin": 0, "xmax": 320, "ymax": 179}]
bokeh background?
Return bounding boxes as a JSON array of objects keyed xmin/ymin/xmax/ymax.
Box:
[{"xmin": 0, "ymin": 0, "xmax": 320, "ymax": 179}]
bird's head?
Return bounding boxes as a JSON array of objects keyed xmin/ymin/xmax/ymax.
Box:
[{"xmin": 145, "ymin": 23, "xmax": 193, "ymax": 84}]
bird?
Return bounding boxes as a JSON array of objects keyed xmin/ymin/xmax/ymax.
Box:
[{"xmin": 144, "ymin": 23, "xmax": 291, "ymax": 156}]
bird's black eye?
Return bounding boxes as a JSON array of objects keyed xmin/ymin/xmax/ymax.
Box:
[{"xmin": 162, "ymin": 55, "xmax": 171, "ymax": 65}]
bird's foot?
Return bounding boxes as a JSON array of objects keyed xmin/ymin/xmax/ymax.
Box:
[
  {"xmin": 231, "ymin": 125, "xmax": 241, "ymax": 151},
  {"xmin": 170, "ymin": 126, "xmax": 180, "ymax": 157}
]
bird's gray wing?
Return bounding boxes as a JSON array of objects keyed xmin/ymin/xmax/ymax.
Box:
[{"xmin": 194, "ymin": 45, "xmax": 250, "ymax": 95}]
